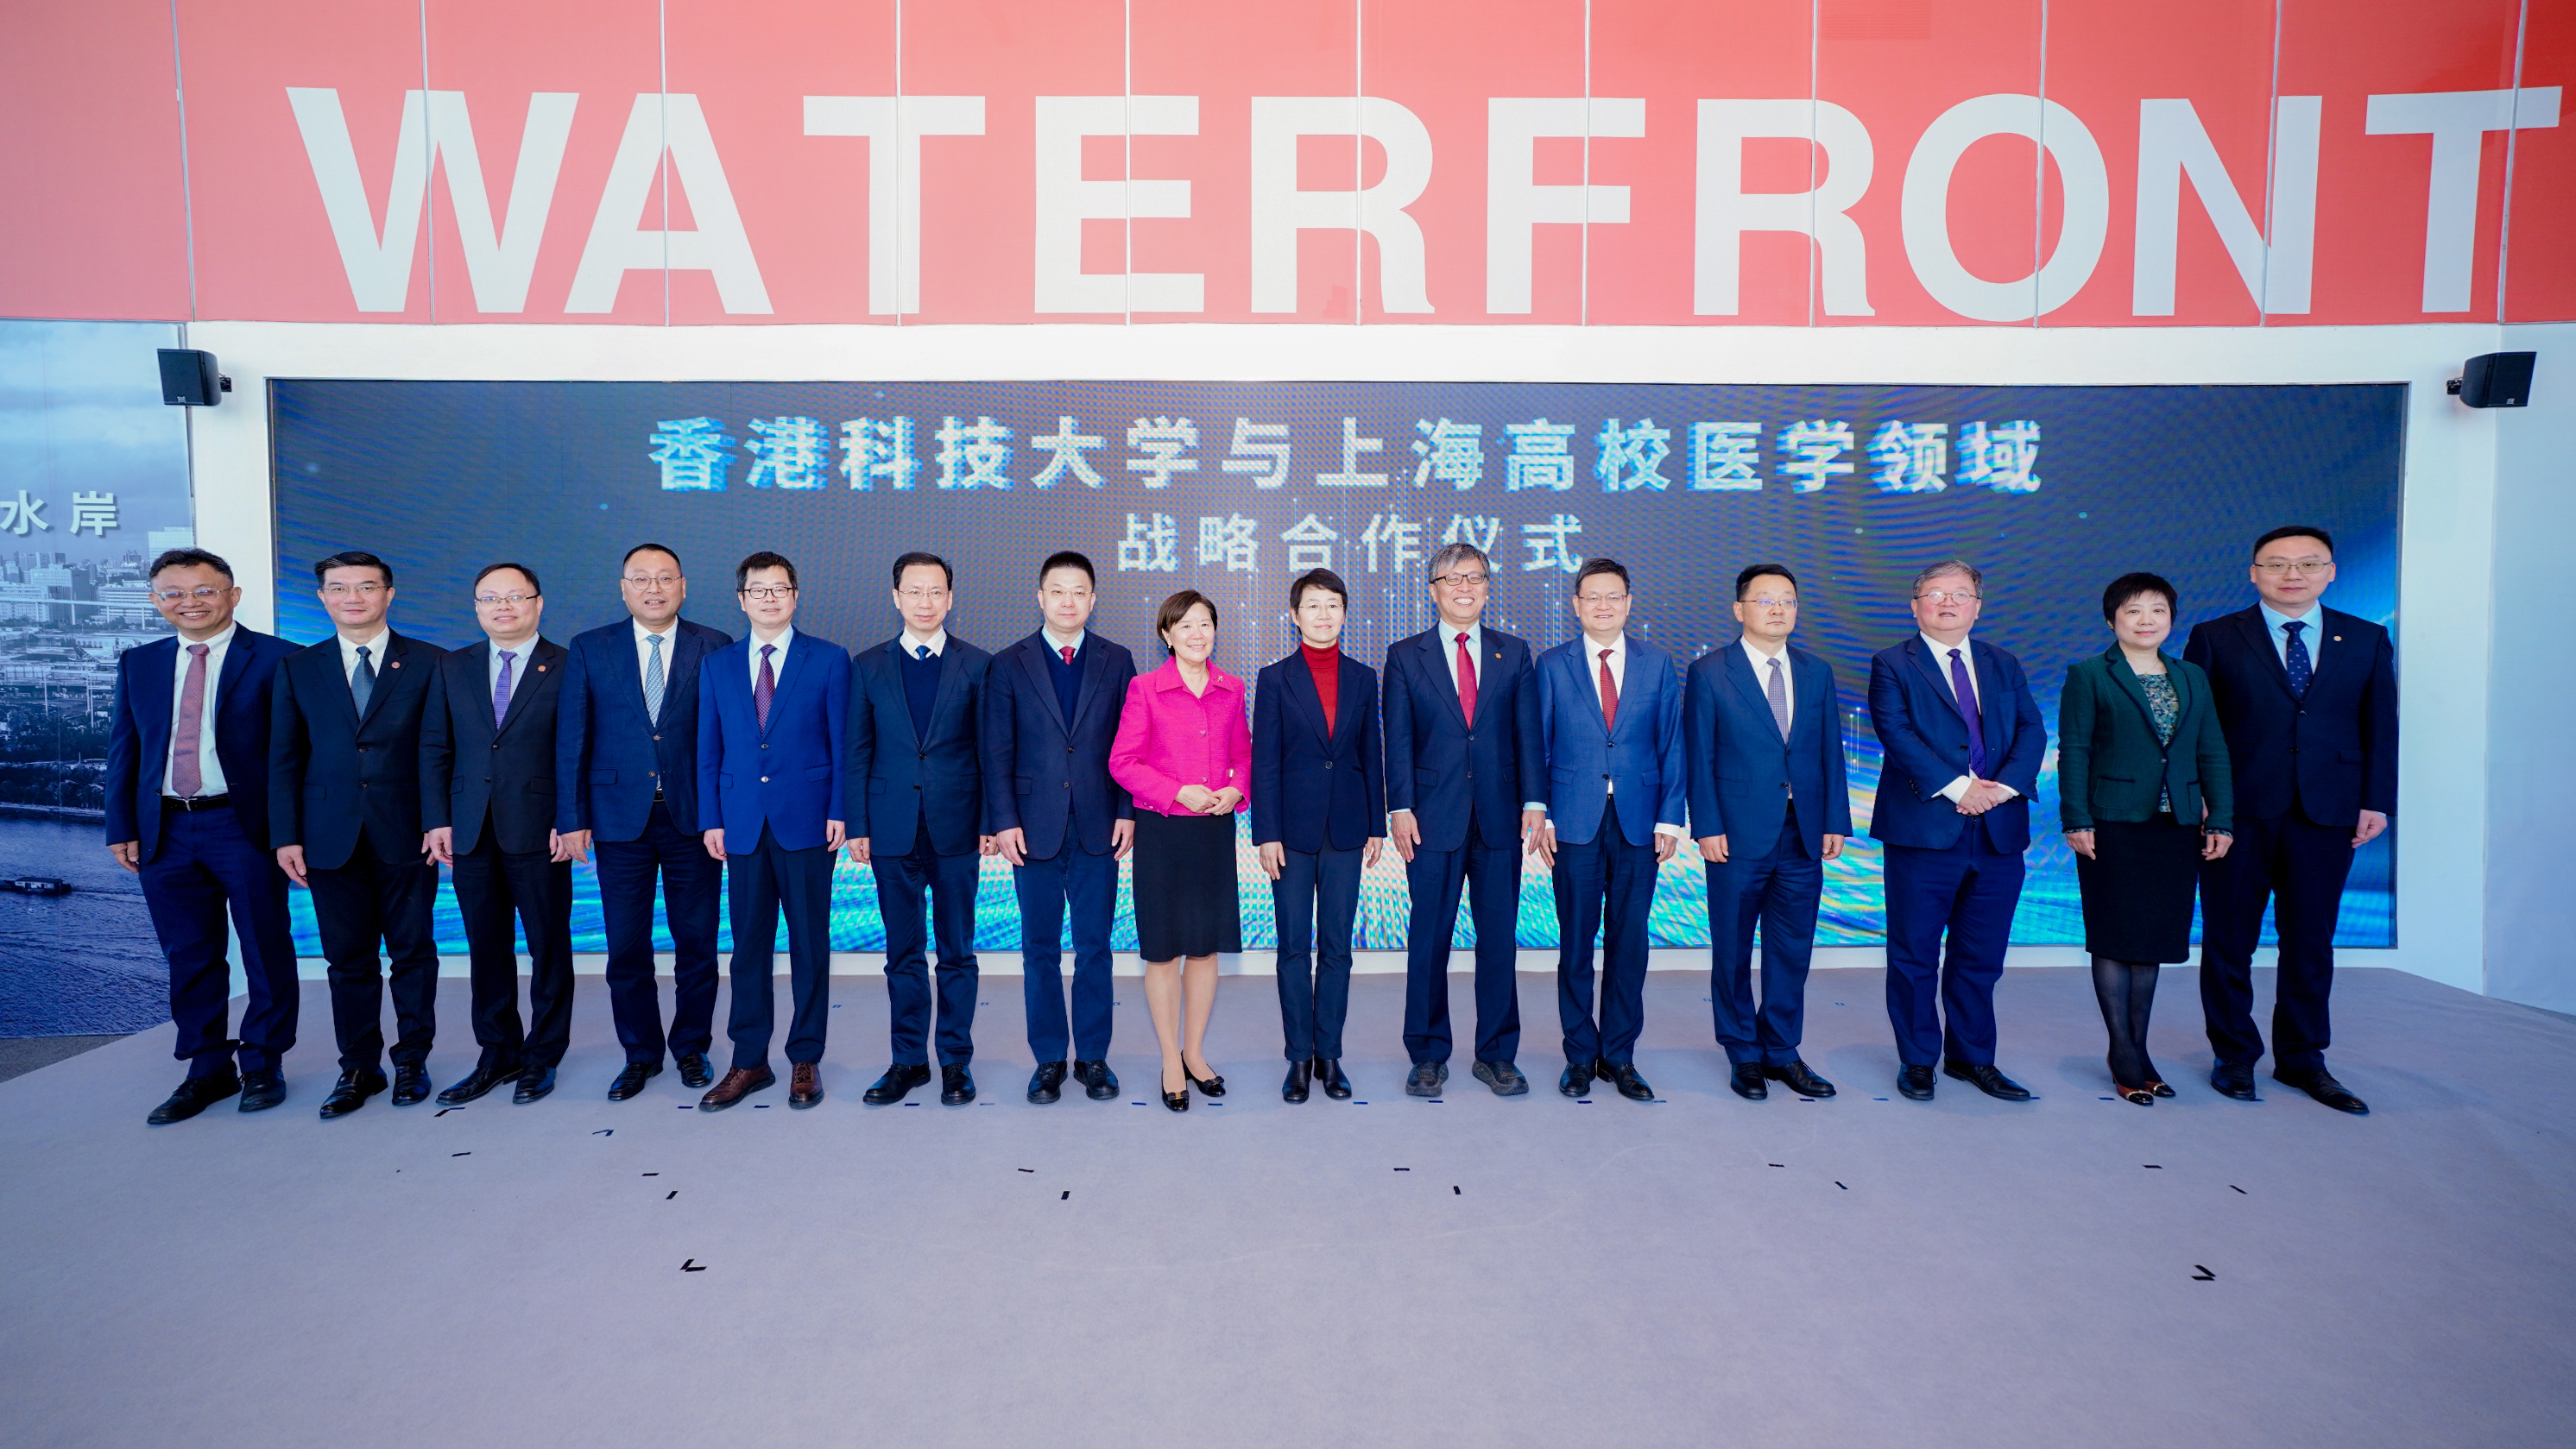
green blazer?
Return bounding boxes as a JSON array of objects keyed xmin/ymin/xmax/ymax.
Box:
[{"xmin": 2057, "ymin": 646, "xmax": 2233, "ymax": 834}]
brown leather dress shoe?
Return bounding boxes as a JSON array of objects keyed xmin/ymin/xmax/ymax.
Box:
[
  {"xmin": 789, "ymin": 1063, "xmax": 823, "ymax": 1109},
  {"xmin": 698, "ymin": 1065, "xmax": 775, "ymax": 1111}
]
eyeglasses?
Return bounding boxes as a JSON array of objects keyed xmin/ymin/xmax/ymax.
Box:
[
  {"xmin": 1575, "ymin": 592, "xmax": 1629, "ymax": 605},
  {"xmin": 1914, "ymin": 589, "xmax": 1981, "ymax": 606},
  {"xmin": 475, "ymin": 592, "xmax": 537, "ymax": 608},
  {"xmin": 2253, "ymin": 559, "xmax": 2332, "ymax": 576},
  {"xmin": 1743, "ymin": 595, "xmax": 1798, "ymax": 609},
  {"xmin": 153, "ymin": 587, "xmax": 227, "ymax": 604},
  {"xmin": 895, "ymin": 587, "xmax": 949, "ymax": 603},
  {"xmin": 1433, "ymin": 571, "xmax": 1491, "ymax": 588},
  {"xmin": 739, "ymin": 585, "xmax": 796, "ymax": 601},
  {"xmin": 320, "ymin": 582, "xmax": 385, "ymax": 598},
  {"xmin": 622, "ymin": 573, "xmax": 681, "ymax": 589}
]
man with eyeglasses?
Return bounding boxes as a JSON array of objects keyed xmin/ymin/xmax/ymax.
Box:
[
  {"xmin": 1382, "ymin": 542, "xmax": 1546, "ymax": 1099},
  {"xmin": 106, "ymin": 548, "xmax": 304, "ymax": 1123},
  {"xmin": 557, "ymin": 545, "xmax": 730, "ymax": 1101},
  {"xmin": 420, "ymin": 564, "xmax": 573, "ymax": 1106},
  {"xmin": 2182, "ymin": 525, "xmax": 2395, "ymax": 1115},
  {"xmin": 1683, "ymin": 564, "xmax": 1852, "ymax": 1104},
  {"xmin": 1865, "ymin": 559, "xmax": 2049, "ymax": 1103},
  {"xmin": 845, "ymin": 551, "xmax": 993, "ymax": 1106},
  {"xmin": 695, "ymin": 552, "xmax": 849, "ymax": 1111},
  {"xmin": 269, "ymin": 551, "xmax": 449, "ymax": 1118}
]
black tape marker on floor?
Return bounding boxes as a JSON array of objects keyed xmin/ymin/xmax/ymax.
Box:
[
  {"xmin": 754, "ymin": 1104, "xmax": 770, "ymax": 1109},
  {"xmin": 2192, "ymin": 1265, "xmax": 2216, "ymax": 1281},
  {"xmin": 2144, "ymin": 1163, "xmax": 2162, "ymax": 1169},
  {"xmin": 666, "ymin": 1190, "xmax": 677, "ymax": 1200},
  {"xmin": 1768, "ymin": 1163, "xmax": 1784, "ymax": 1168},
  {"xmin": 676, "ymin": 1105, "xmax": 691, "ymax": 1110},
  {"xmin": 1835, "ymin": 1181, "xmax": 1847, "ymax": 1190},
  {"xmin": 642, "ymin": 1172, "xmax": 659, "ymax": 1176},
  {"xmin": 1018, "ymin": 1168, "xmax": 1034, "ymax": 1173},
  {"xmin": 452, "ymin": 1151, "xmax": 470, "ymax": 1157},
  {"xmin": 1060, "ymin": 1190, "xmax": 1070, "ymax": 1200},
  {"xmin": 2231, "ymin": 1185, "xmax": 2247, "ymax": 1194},
  {"xmin": 434, "ymin": 1107, "xmax": 454, "ymax": 1117},
  {"xmin": 593, "ymin": 1129, "xmax": 613, "ymax": 1136},
  {"xmin": 1797, "ymin": 1097, "xmax": 1815, "ymax": 1103},
  {"xmin": 1453, "ymin": 1186, "xmax": 1461, "ymax": 1194},
  {"xmin": 1393, "ymin": 1167, "xmax": 1410, "ymax": 1171},
  {"xmin": 680, "ymin": 1259, "xmax": 706, "ymax": 1272}
]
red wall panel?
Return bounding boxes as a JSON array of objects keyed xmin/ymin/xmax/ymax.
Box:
[
  {"xmin": 0, "ymin": 0, "xmax": 190, "ymax": 321},
  {"xmin": 2503, "ymin": 3, "xmax": 2576, "ymax": 322}
]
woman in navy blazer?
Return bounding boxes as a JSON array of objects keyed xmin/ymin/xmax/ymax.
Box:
[{"xmin": 1250, "ymin": 569, "xmax": 1384, "ymax": 1103}]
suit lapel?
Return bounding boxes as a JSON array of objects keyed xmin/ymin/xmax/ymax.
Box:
[
  {"xmin": 1723, "ymin": 646, "xmax": 1784, "ymax": 745},
  {"xmin": 1970, "ymin": 641, "xmax": 2009, "ymax": 761},
  {"xmin": 759, "ymin": 635, "xmax": 809, "ymax": 737},
  {"xmin": 1017, "ymin": 637, "xmax": 1070, "ymax": 736},
  {"xmin": 356, "ymin": 633, "xmax": 409, "ymax": 731},
  {"xmin": 2101, "ymin": 647, "xmax": 2161, "ymax": 743},
  {"xmin": 1331, "ymin": 655, "xmax": 1362, "ymax": 741},
  {"xmin": 1906, "ymin": 635, "xmax": 1957, "ymax": 712},
  {"xmin": 1072, "ymin": 637, "xmax": 1114, "ymax": 730},
  {"xmin": 495, "ymin": 639, "xmax": 557, "ymax": 737},
  {"xmin": 2237, "ymin": 608, "xmax": 2298, "ymax": 701},
  {"xmin": 1278, "ymin": 652, "xmax": 1328, "ymax": 741}
]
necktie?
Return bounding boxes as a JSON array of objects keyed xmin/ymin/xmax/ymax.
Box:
[
  {"xmin": 1765, "ymin": 656, "xmax": 1790, "ymax": 739},
  {"xmin": 642, "ymin": 633, "xmax": 666, "ymax": 723},
  {"xmin": 917, "ymin": 644, "xmax": 932, "ymax": 660},
  {"xmin": 2282, "ymin": 620, "xmax": 2312, "ymax": 698},
  {"xmin": 1061, "ymin": 645, "xmax": 1076, "ymax": 666},
  {"xmin": 1947, "ymin": 647, "xmax": 1987, "ymax": 777},
  {"xmin": 1597, "ymin": 648, "xmax": 1619, "ymax": 732},
  {"xmin": 171, "ymin": 643, "xmax": 209, "ymax": 797},
  {"xmin": 754, "ymin": 644, "xmax": 777, "ymax": 731},
  {"xmin": 492, "ymin": 650, "xmax": 518, "ymax": 729},
  {"xmin": 350, "ymin": 644, "xmax": 376, "ymax": 716},
  {"xmin": 1453, "ymin": 632, "xmax": 1478, "ymax": 722}
]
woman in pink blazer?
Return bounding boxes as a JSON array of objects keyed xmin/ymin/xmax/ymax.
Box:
[{"xmin": 1109, "ymin": 589, "xmax": 1252, "ymax": 1111}]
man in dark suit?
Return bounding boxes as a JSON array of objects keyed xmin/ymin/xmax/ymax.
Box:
[
  {"xmin": 847, "ymin": 551, "xmax": 992, "ymax": 1107},
  {"xmin": 421, "ymin": 564, "xmax": 572, "ymax": 1106},
  {"xmin": 1251, "ymin": 567, "xmax": 1384, "ymax": 1104},
  {"xmin": 1865, "ymin": 559, "xmax": 2049, "ymax": 1103},
  {"xmin": 1529, "ymin": 559, "xmax": 1687, "ymax": 1103},
  {"xmin": 268, "ymin": 551, "xmax": 448, "ymax": 1118},
  {"xmin": 106, "ymin": 548, "xmax": 303, "ymax": 1124},
  {"xmin": 1684, "ymin": 564, "xmax": 1853, "ymax": 1102},
  {"xmin": 557, "ymin": 544, "xmax": 729, "ymax": 1100},
  {"xmin": 1382, "ymin": 541, "xmax": 1546, "ymax": 1099},
  {"xmin": 2184, "ymin": 525, "xmax": 2396, "ymax": 1115},
  {"xmin": 982, "ymin": 551, "xmax": 1136, "ymax": 1105},
  {"xmin": 696, "ymin": 551, "xmax": 849, "ymax": 1111}
]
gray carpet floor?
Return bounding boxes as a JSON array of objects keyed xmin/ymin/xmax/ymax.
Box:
[{"xmin": 5, "ymin": 966, "xmax": 2573, "ymax": 1448}]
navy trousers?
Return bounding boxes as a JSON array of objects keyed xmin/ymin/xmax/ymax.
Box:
[
  {"xmin": 1552, "ymin": 797, "xmax": 1657, "ymax": 1068},
  {"xmin": 1707, "ymin": 816, "xmax": 1822, "ymax": 1067},
  {"xmin": 1882, "ymin": 819, "xmax": 2024, "ymax": 1068},
  {"xmin": 2198, "ymin": 805, "xmax": 2354, "ymax": 1075},
  {"xmin": 1401, "ymin": 806, "xmax": 1524, "ymax": 1065},
  {"xmin": 449, "ymin": 827, "xmax": 575, "ymax": 1070},
  {"xmin": 594, "ymin": 800, "xmax": 722, "ymax": 1066},
  {"xmin": 1015, "ymin": 843, "xmax": 1117, "ymax": 1063},
  {"xmin": 721, "ymin": 827, "xmax": 837, "ymax": 1070},
  {"xmin": 1272, "ymin": 842, "xmax": 1361, "ymax": 1062},
  {"xmin": 873, "ymin": 820, "xmax": 981, "ymax": 1066},
  {"xmin": 136, "ymin": 803, "xmax": 300, "ymax": 1078},
  {"xmin": 306, "ymin": 829, "xmax": 441, "ymax": 1072}
]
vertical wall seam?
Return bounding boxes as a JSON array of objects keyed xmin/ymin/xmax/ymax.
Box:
[
  {"xmin": 2259, "ymin": 0, "xmax": 2284, "ymax": 324},
  {"xmin": 2497, "ymin": 0, "xmax": 2532, "ymax": 322},
  {"xmin": 420, "ymin": 0, "xmax": 435, "ymax": 320},
  {"xmin": 2032, "ymin": 0, "xmax": 2048, "ymax": 328},
  {"xmin": 167, "ymin": 0, "xmax": 199, "ymax": 323}
]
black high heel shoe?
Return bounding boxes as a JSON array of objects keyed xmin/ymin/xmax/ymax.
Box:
[
  {"xmin": 1160, "ymin": 1066, "xmax": 1189, "ymax": 1112},
  {"xmin": 2140, "ymin": 1062, "xmax": 2177, "ymax": 1098},
  {"xmin": 1184, "ymin": 1062, "xmax": 1225, "ymax": 1097},
  {"xmin": 2109, "ymin": 1058, "xmax": 2155, "ymax": 1106}
]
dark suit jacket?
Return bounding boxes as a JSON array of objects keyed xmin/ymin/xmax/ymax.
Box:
[
  {"xmin": 422, "ymin": 637, "xmax": 568, "ymax": 855},
  {"xmin": 2057, "ymin": 646, "xmax": 2233, "ymax": 834},
  {"xmin": 105, "ymin": 627, "xmax": 300, "ymax": 860},
  {"xmin": 847, "ymin": 634, "xmax": 991, "ymax": 857},
  {"xmin": 268, "ymin": 630, "xmax": 447, "ymax": 869},
  {"xmin": 2182, "ymin": 604, "xmax": 2396, "ymax": 826},
  {"xmin": 981, "ymin": 630, "xmax": 1136, "ymax": 860},
  {"xmin": 1865, "ymin": 635, "xmax": 2048, "ymax": 853},
  {"xmin": 1380, "ymin": 625, "xmax": 1545, "ymax": 854},
  {"xmin": 1683, "ymin": 641, "xmax": 1854, "ymax": 855},
  {"xmin": 1532, "ymin": 636, "xmax": 1687, "ymax": 847},
  {"xmin": 697, "ymin": 630, "xmax": 849, "ymax": 854},
  {"xmin": 1249, "ymin": 650, "xmax": 1385, "ymax": 854},
  {"xmin": 555, "ymin": 617, "xmax": 731, "ymax": 840}
]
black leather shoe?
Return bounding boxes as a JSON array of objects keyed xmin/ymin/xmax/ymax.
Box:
[
  {"xmin": 1160, "ymin": 1066, "xmax": 1189, "ymax": 1112},
  {"xmin": 1558, "ymin": 1063, "xmax": 1593, "ymax": 1098},
  {"xmin": 864, "ymin": 1062, "xmax": 932, "ymax": 1105},
  {"xmin": 1606, "ymin": 1062, "xmax": 1655, "ymax": 1101},
  {"xmin": 1405, "ymin": 1061, "xmax": 1448, "ymax": 1098},
  {"xmin": 1027, "ymin": 1060, "xmax": 1067, "ymax": 1104},
  {"xmin": 1943, "ymin": 1059, "xmax": 2032, "ymax": 1101},
  {"xmin": 1896, "ymin": 1064, "xmax": 1936, "ymax": 1100},
  {"xmin": 676, "ymin": 1052, "xmax": 714, "ymax": 1090},
  {"xmin": 1314, "ymin": 1058, "xmax": 1353, "ymax": 1099},
  {"xmin": 1765, "ymin": 1059, "xmax": 1836, "ymax": 1098},
  {"xmin": 940, "ymin": 1064, "xmax": 976, "ymax": 1105},
  {"xmin": 607, "ymin": 1061, "xmax": 662, "ymax": 1100},
  {"xmin": 148, "ymin": 1070, "xmax": 240, "ymax": 1125},
  {"xmin": 1184, "ymin": 1063, "xmax": 1225, "ymax": 1098},
  {"xmin": 319, "ymin": 1067, "xmax": 388, "ymax": 1119},
  {"xmin": 2276, "ymin": 1068, "xmax": 2368, "ymax": 1115},
  {"xmin": 2209, "ymin": 1066, "xmax": 2260, "ymax": 1101},
  {"xmin": 1471, "ymin": 1059, "xmax": 1530, "ymax": 1096},
  {"xmin": 1729, "ymin": 1063, "xmax": 1768, "ymax": 1100},
  {"xmin": 436, "ymin": 1059, "xmax": 521, "ymax": 1107},
  {"xmin": 513, "ymin": 1066, "xmax": 557, "ymax": 1104},
  {"xmin": 1282, "ymin": 1060, "xmax": 1311, "ymax": 1102},
  {"xmin": 389, "ymin": 1065, "xmax": 432, "ymax": 1106},
  {"xmin": 237, "ymin": 1069, "xmax": 286, "ymax": 1112},
  {"xmin": 1074, "ymin": 1059, "xmax": 1119, "ymax": 1100}
]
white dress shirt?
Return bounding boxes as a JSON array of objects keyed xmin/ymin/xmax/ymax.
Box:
[
  {"xmin": 900, "ymin": 627, "xmax": 950, "ymax": 659},
  {"xmin": 1740, "ymin": 636, "xmax": 1793, "ymax": 734},
  {"xmin": 748, "ymin": 626, "xmax": 795, "ymax": 687},
  {"xmin": 486, "ymin": 633, "xmax": 541, "ymax": 707},
  {"xmin": 1574, "ymin": 633, "xmax": 1681, "ymax": 839},
  {"xmin": 1918, "ymin": 631, "xmax": 2017, "ymax": 804},
  {"xmin": 2258, "ymin": 600, "xmax": 2321, "ymax": 671},
  {"xmin": 634, "ymin": 618, "xmax": 681, "ymax": 709},
  {"xmin": 337, "ymin": 628, "xmax": 391, "ymax": 685},
  {"xmin": 163, "ymin": 625, "xmax": 234, "ymax": 797},
  {"xmin": 1040, "ymin": 624, "xmax": 1086, "ymax": 660}
]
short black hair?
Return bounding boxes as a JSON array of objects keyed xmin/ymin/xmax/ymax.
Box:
[
  {"xmin": 1039, "ymin": 550, "xmax": 1096, "ymax": 588},
  {"xmin": 1155, "ymin": 589, "xmax": 1218, "ymax": 651},
  {"xmin": 2251, "ymin": 525, "xmax": 2334, "ymax": 559},
  {"xmin": 1733, "ymin": 564, "xmax": 1797, "ymax": 600},
  {"xmin": 1572, "ymin": 558, "xmax": 1630, "ymax": 595},
  {"xmin": 622, "ymin": 542, "xmax": 682, "ymax": 572},
  {"xmin": 472, "ymin": 561, "xmax": 542, "ymax": 595},
  {"xmin": 149, "ymin": 548, "xmax": 233, "ymax": 583},
  {"xmin": 313, "ymin": 551, "xmax": 393, "ymax": 588},
  {"xmin": 2101, "ymin": 571, "xmax": 2178, "ymax": 621},
  {"xmin": 736, "ymin": 551, "xmax": 798, "ymax": 592},
  {"xmin": 1288, "ymin": 567, "xmax": 1348, "ymax": 611},
  {"xmin": 893, "ymin": 551, "xmax": 954, "ymax": 589}
]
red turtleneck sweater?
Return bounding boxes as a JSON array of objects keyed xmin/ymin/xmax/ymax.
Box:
[{"xmin": 1301, "ymin": 641, "xmax": 1339, "ymax": 738}]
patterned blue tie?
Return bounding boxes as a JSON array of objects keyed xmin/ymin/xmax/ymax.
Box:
[
  {"xmin": 1947, "ymin": 647, "xmax": 1987, "ymax": 777},
  {"xmin": 492, "ymin": 650, "xmax": 517, "ymax": 729},
  {"xmin": 2282, "ymin": 620, "xmax": 2312, "ymax": 698},
  {"xmin": 642, "ymin": 633, "xmax": 666, "ymax": 722},
  {"xmin": 350, "ymin": 644, "xmax": 376, "ymax": 715}
]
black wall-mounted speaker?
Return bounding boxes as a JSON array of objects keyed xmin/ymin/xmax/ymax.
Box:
[
  {"xmin": 157, "ymin": 349, "xmax": 224, "ymax": 406},
  {"xmin": 2448, "ymin": 351, "xmax": 2535, "ymax": 408}
]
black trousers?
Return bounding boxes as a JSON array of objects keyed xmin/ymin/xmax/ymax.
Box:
[
  {"xmin": 596, "ymin": 800, "xmax": 722, "ymax": 1065},
  {"xmin": 1272, "ymin": 841, "xmax": 1361, "ymax": 1062},
  {"xmin": 2199, "ymin": 804, "xmax": 2355, "ymax": 1075},
  {"xmin": 137, "ymin": 803, "xmax": 300, "ymax": 1077},
  {"xmin": 723, "ymin": 827, "xmax": 837, "ymax": 1071},
  {"xmin": 870, "ymin": 819, "xmax": 980, "ymax": 1066},
  {"xmin": 307, "ymin": 829, "xmax": 441, "ymax": 1072},
  {"xmin": 450, "ymin": 824, "xmax": 576, "ymax": 1069}
]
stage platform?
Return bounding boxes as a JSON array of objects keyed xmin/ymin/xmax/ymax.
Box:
[{"xmin": 5, "ymin": 967, "xmax": 2573, "ymax": 1447}]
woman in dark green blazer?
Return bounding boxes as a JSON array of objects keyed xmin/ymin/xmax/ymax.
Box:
[{"xmin": 2059, "ymin": 573, "xmax": 2235, "ymax": 1104}]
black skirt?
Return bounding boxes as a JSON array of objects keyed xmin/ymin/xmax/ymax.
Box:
[
  {"xmin": 1130, "ymin": 809, "xmax": 1243, "ymax": 961},
  {"xmin": 2074, "ymin": 814, "xmax": 2204, "ymax": 963}
]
